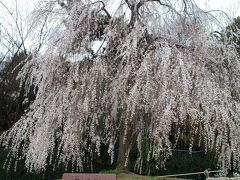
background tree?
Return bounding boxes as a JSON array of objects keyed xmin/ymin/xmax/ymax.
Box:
[
  {"xmin": 0, "ymin": 0, "xmax": 40, "ymax": 133},
  {"xmin": 225, "ymin": 16, "xmax": 240, "ymax": 54},
  {"xmin": 213, "ymin": 16, "xmax": 240, "ymax": 54},
  {"xmin": 0, "ymin": 1, "xmax": 28, "ymax": 63},
  {"xmin": 0, "ymin": 0, "xmax": 240, "ymax": 175},
  {"xmin": 0, "ymin": 0, "xmax": 49, "ymax": 63},
  {"xmin": 0, "ymin": 52, "xmax": 35, "ymax": 133}
]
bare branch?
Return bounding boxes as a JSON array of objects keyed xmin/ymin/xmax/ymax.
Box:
[
  {"xmin": 92, "ymin": 1, "xmax": 112, "ymax": 19},
  {"xmin": 0, "ymin": 1, "xmax": 27, "ymax": 55}
]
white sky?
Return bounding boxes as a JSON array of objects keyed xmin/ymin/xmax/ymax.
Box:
[
  {"xmin": 0, "ymin": 0, "xmax": 239, "ymax": 25},
  {"xmin": 0, "ymin": 0, "xmax": 239, "ymax": 56},
  {"xmin": 195, "ymin": 0, "xmax": 240, "ymax": 18},
  {"xmin": 0, "ymin": 0, "xmax": 239, "ymax": 16}
]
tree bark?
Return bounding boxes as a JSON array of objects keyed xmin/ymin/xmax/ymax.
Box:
[
  {"xmin": 116, "ymin": 118, "xmax": 134, "ymax": 170},
  {"xmin": 116, "ymin": 131, "xmax": 130, "ymax": 170}
]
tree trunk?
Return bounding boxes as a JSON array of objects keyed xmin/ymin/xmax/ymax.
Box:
[{"xmin": 116, "ymin": 119, "xmax": 133, "ymax": 170}]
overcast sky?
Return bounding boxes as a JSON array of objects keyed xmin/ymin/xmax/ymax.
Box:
[
  {"xmin": 0, "ymin": 0, "xmax": 238, "ymax": 58},
  {"xmin": 195, "ymin": 0, "xmax": 240, "ymax": 17},
  {"xmin": 0, "ymin": 0, "xmax": 239, "ymax": 19},
  {"xmin": 0, "ymin": 0, "xmax": 239, "ymax": 48},
  {"xmin": 1, "ymin": 0, "xmax": 240, "ymax": 12}
]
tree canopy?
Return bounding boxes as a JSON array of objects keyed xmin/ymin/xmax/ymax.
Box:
[{"xmin": 0, "ymin": 0, "xmax": 240, "ymax": 175}]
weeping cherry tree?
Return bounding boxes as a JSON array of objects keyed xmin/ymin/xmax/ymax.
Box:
[{"xmin": 1, "ymin": 0, "xmax": 240, "ymax": 174}]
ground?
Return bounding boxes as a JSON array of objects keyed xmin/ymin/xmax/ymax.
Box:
[{"xmin": 116, "ymin": 173, "xmax": 189, "ymax": 180}]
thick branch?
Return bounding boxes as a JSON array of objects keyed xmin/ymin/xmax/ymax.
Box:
[
  {"xmin": 92, "ymin": 1, "xmax": 111, "ymax": 19},
  {"xmin": 128, "ymin": 0, "xmax": 177, "ymax": 28},
  {"xmin": 98, "ymin": 1, "xmax": 111, "ymax": 19}
]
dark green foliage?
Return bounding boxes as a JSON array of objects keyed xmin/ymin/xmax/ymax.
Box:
[
  {"xmin": 225, "ymin": 16, "xmax": 240, "ymax": 54},
  {"xmin": 0, "ymin": 52, "xmax": 35, "ymax": 132},
  {"xmin": 0, "ymin": 148, "xmax": 67, "ymax": 180},
  {"xmin": 161, "ymin": 151, "xmax": 217, "ymax": 179},
  {"xmin": 126, "ymin": 137, "xmax": 217, "ymax": 178},
  {"xmin": 213, "ymin": 16, "xmax": 240, "ymax": 54}
]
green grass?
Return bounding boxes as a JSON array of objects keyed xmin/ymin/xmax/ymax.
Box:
[{"xmin": 99, "ymin": 169, "xmax": 132, "ymax": 174}]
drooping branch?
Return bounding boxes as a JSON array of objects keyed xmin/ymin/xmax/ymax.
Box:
[
  {"xmin": 58, "ymin": 0, "xmax": 111, "ymax": 19},
  {"xmin": 92, "ymin": 1, "xmax": 112, "ymax": 19},
  {"xmin": 127, "ymin": 0, "xmax": 180, "ymax": 28},
  {"xmin": 212, "ymin": 31, "xmax": 223, "ymax": 41}
]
